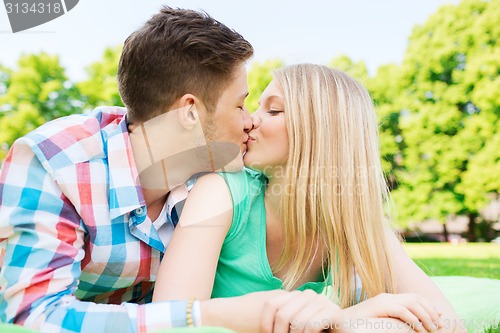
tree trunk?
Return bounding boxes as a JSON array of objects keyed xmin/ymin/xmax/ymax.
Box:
[
  {"xmin": 442, "ymin": 223, "xmax": 449, "ymax": 242},
  {"xmin": 467, "ymin": 212, "xmax": 478, "ymax": 242}
]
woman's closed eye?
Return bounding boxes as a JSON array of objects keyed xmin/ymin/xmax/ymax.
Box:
[{"xmin": 267, "ymin": 110, "xmax": 284, "ymax": 115}]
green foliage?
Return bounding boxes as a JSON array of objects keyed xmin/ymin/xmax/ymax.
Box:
[
  {"xmin": 0, "ymin": 103, "xmax": 45, "ymax": 150},
  {"xmin": 459, "ymin": 121, "xmax": 500, "ymax": 210},
  {"xmin": 369, "ymin": 64, "xmax": 406, "ymax": 182},
  {"xmin": 484, "ymin": 325, "xmax": 500, "ymax": 333},
  {"xmin": 246, "ymin": 60, "xmax": 284, "ymax": 113},
  {"xmin": 0, "ymin": 48, "xmax": 125, "ymax": 162},
  {"xmin": 0, "ymin": 53, "xmax": 81, "ymax": 160},
  {"xmin": 329, "ymin": 54, "xmax": 369, "ymax": 85},
  {"xmin": 3, "ymin": 53, "xmax": 80, "ymax": 120},
  {"xmin": 385, "ymin": 0, "xmax": 500, "ymax": 229},
  {"xmin": 327, "ymin": 0, "xmax": 500, "ymax": 233},
  {"xmin": 0, "ymin": 64, "xmax": 11, "ymax": 97},
  {"xmin": 77, "ymin": 46, "xmax": 123, "ymax": 110}
]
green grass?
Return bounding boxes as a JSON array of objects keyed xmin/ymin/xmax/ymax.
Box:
[
  {"xmin": 403, "ymin": 243, "xmax": 500, "ymax": 279},
  {"xmin": 403, "ymin": 243, "xmax": 500, "ymax": 332}
]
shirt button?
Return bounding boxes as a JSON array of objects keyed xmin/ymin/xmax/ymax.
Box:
[{"xmin": 135, "ymin": 207, "xmax": 144, "ymax": 215}]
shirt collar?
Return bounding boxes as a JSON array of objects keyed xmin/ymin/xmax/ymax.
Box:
[{"xmin": 106, "ymin": 114, "xmax": 146, "ymax": 220}]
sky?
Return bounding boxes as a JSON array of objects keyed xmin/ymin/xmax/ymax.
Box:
[{"xmin": 0, "ymin": 0, "xmax": 462, "ymax": 81}]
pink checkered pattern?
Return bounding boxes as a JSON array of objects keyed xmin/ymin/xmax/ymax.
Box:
[{"xmin": 0, "ymin": 107, "xmax": 199, "ymax": 332}]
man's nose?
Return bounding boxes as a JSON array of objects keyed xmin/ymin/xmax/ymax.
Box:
[{"xmin": 242, "ymin": 107, "xmax": 253, "ymax": 132}]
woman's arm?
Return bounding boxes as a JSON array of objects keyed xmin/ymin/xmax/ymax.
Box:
[
  {"xmin": 201, "ymin": 290, "xmax": 288, "ymax": 333},
  {"xmin": 201, "ymin": 291, "xmax": 439, "ymax": 333},
  {"xmin": 153, "ymin": 173, "xmax": 233, "ymax": 301},
  {"xmin": 387, "ymin": 230, "xmax": 467, "ymax": 333},
  {"xmin": 197, "ymin": 229, "xmax": 458, "ymax": 333}
]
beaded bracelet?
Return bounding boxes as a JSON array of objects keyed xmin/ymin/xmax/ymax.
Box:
[{"xmin": 186, "ymin": 298, "xmax": 195, "ymax": 327}]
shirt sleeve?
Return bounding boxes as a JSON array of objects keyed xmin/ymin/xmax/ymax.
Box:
[{"xmin": 0, "ymin": 140, "xmax": 199, "ymax": 333}]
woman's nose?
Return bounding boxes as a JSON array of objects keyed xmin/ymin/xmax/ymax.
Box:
[{"xmin": 250, "ymin": 112, "xmax": 261, "ymax": 129}]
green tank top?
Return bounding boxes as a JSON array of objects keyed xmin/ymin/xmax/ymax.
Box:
[{"xmin": 211, "ymin": 168, "xmax": 327, "ymax": 298}]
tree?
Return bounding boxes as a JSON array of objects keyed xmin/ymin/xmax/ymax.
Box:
[
  {"xmin": 0, "ymin": 64, "xmax": 10, "ymax": 101},
  {"xmin": 388, "ymin": 0, "xmax": 499, "ymax": 239},
  {"xmin": 329, "ymin": 55, "xmax": 369, "ymax": 85},
  {"xmin": 77, "ymin": 46, "xmax": 123, "ymax": 111},
  {"xmin": 368, "ymin": 64, "xmax": 406, "ymax": 190},
  {"xmin": 0, "ymin": 53, "xmax": 80, "ymax": 161},
  {"xmin": 0, "ymin": 64, "xmax": 12, "ymax": 161}
]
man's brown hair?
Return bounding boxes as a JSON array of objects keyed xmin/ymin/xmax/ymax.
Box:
[{"xmin": 118, "ymin": 6, "xmax": 253, "ymax": 123}]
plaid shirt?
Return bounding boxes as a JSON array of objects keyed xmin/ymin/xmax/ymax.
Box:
[{"xmin": 0, "ymin": 107, "xmax": 199, "ymax": 333}]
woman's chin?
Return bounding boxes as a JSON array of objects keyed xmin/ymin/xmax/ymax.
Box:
[
  {"xmin": 243, "ymin": 160, "xmax": 261, "ymax": 171},
  {"xmin": 243, "ymin": 154, "xmax": 254, "ymax": 168},
  {"xmin": 243, "ymin": 153, "xmax": 267, "ymax": 172}
]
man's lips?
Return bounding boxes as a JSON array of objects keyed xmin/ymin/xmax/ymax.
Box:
[{"xmin": 241, "ymin": 136, "xmax": 249, "ymax": 153}]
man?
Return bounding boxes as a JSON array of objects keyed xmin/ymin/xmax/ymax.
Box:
[{"xmin": 0, "ymin": 6, "xmax": 262, "ymax": 332}]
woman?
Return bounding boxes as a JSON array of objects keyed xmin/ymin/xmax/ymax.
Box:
[{"xmin": 153, "ymin": 64, "xmax": 465, "ymax": 333}]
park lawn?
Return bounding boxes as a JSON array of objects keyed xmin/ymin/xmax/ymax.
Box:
[
  {"xmin": 403, "ymin": 243, "xmax": 500, "ymax": 279},
  {"xmin": 403, "ymin": 243, "xmax": 500, "ymax": 332}
]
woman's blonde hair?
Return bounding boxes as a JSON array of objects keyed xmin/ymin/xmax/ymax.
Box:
[{"xmin": 273, "ymin": 64, "xmax": 396, "ymax": 307}]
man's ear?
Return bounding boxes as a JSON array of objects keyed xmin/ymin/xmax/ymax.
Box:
[{"xmin": 177, "ymin": 94, "xmax": 200, "ymax": 130}]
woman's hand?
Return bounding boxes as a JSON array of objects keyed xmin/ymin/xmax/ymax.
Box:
[
  {"xmin": 385, "ymin": 230, "xmax": 466, "ymax": 333},
  {"xmin": 260, "ymin": 289, "xmax": 342, "ymax": 333},
  {"xmin": 260, "ymin": 291, "xmax": 441, "ymax": 333},
  {"xmin": 336, "ymin": 293, "xmax": 442, "ymax": 333}
]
